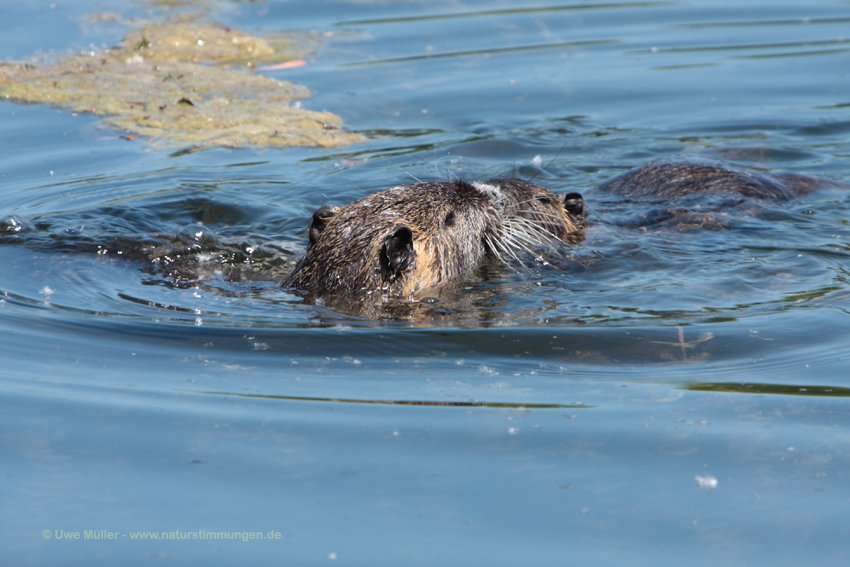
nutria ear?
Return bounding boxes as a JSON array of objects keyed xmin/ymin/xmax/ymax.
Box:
[
  {"xmin": 562, "ymin": 192, "xmax": 584, "ymax": 219},
  {"xmin": 308, "ymin": 205, "xmax": 340, "ymax": 246},
  {"xmin": 380, "ymin": 226, "xmax": 415, "ymax": 280}
]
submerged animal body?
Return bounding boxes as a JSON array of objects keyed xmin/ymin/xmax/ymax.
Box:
[
  {"xmin": 281, "ymin": 178, "xmax": 584, "ymax": 304},
  {"xmin": 591, "ymin": 159, "xmax": 843, "ymax": 201}
]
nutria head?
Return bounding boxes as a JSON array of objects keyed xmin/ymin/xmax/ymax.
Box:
[{"xmin": 281, "ymin": 178, "xmax": 583, "ymax": 305}]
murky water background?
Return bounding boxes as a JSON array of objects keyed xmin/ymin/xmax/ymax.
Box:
[{"xmin": 3, "ymin": 1, "xmax": 850, "ymax": 565}]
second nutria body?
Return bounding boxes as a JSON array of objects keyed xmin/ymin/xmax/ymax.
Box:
[
  {"xmin": 590, "ymin": 159, "xmax": 843, "ymax": 201},
  {"xmin": 282, "ymin": 158, "xmax": 846, "ymax": 307}
]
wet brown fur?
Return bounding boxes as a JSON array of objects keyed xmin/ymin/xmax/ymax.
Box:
[
  {"xmin": 591, "ymin": 159, "xmax": 845, "ymax": 200},
  {"xmin": 281, "ymin": 178, "xmax": 582, "ymax": 305}
]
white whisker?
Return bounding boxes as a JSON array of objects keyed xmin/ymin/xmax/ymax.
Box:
[
  {"xmin": 507, "ymin": 219, "xmax": 549, "ymax": 243},
  {"xmin": 510, "ymin": 217, "xmax": 564, "ymax": 244},
  {"xmin": 496, "ymin": 233, "xmax": 524, "ymax": 262},
  {"xmin": 504, "ymin": 230, "xmax": 541, "ymax": 250},
  {"xmin": 514, "ymin": 208, "xmax": 566, "ymax": 222}
]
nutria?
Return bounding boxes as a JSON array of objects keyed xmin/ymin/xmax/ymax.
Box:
[
  {"xmin": 282, "ymin": 158, "xmax": 846, "ymax": 307},
  {"xmin": 590, "ymin": 159, "xmax": 844, "ymax": 200},
  {"xmin": 281, "ymin": 178, "xmax": 584, "ymax": 305}
]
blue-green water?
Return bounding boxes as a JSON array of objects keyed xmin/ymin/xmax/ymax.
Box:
[{"xmin": 3, "ymin": 1, "xmax": 850, "ymax": 565}]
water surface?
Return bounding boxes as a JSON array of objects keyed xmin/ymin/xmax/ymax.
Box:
[{"xmin": 3, "ymin": 1, "xmax": 850, "ymax": 565}]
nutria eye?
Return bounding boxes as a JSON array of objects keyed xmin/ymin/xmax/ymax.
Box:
[
  {"xmin": 443, "ymin": 211, "xmax": 455, "ymax": 227},
  {"xmin": 536, "ymin": 196, "xmax": 552, "ymax": 205}
]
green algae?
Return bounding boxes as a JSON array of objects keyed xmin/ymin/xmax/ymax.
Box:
[
  {"xmin": 120, "ymin": 22, "xmax": 307, "ymax": 67},
  {"xmin": 0, "ymin": 21, "xmax": 364, "ymax": 149}
]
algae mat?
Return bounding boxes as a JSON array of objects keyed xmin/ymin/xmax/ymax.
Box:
[{"xmin": 0, "ymin": 22, "xmax": 364, "ymax": 149}]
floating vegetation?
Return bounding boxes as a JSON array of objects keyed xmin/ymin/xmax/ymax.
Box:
[
  {"xmin": 684, "ymin": 382, "xmax": 850, "ymax": 397},
  {"xmin": 0, "ymin": 21, "xmax": 364, "ymax": 149},
  {"xmin": 119, "ymin": 22, "xmax": 305, "ymax": 67}
]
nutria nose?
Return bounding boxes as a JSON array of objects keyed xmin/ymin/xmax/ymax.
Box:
[{"xmin": 563, "ymin": 192, "xmax": 583, "ymax": 219}]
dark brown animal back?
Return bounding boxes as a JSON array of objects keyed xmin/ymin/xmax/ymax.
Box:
[{"xmin": 591, "ymin": 160, "xmax": 845, "ymax": 201}]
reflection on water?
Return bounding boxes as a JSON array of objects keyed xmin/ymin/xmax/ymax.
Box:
[{"xmin": 189, "ymin": 390, "xmax": 593, "ymax": 409}]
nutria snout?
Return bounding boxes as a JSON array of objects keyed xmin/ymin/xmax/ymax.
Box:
[{"xmin": 281, "ymin": 178, "xmax": 584, "ymax": 304}]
